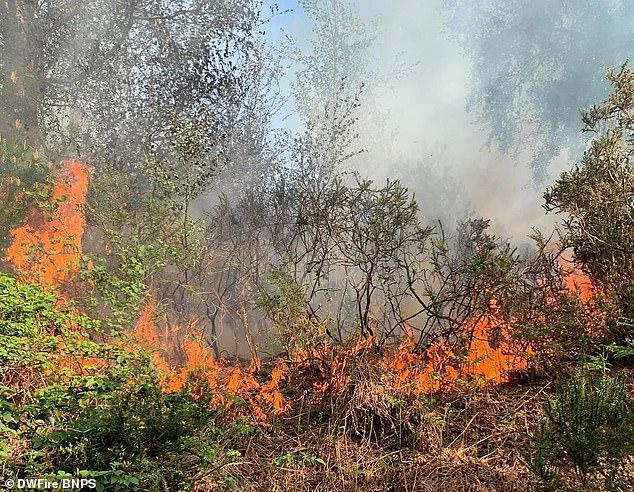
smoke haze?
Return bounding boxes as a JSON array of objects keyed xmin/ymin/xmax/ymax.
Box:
[{"xmin": 267, "ymin": 0, "xmax": 633, "ymax": 240}]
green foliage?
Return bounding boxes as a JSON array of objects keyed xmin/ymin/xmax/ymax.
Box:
[
  {"xmin": 40, "ymin": 378, "xmax": 216, "ymax": 490},
  {"xmin": 85, "ymin": 114, "xmax": 218, "ymax": 339},
  {"xmin": 81, "ymin": 238, "xmax": 167, "ymax": 336},
  {"xmin": 272, "ymin": 451, "xmax": 326, "ymax": 468},
  {"xmin": 257, "ymin": 266, "xmax": 323, "ymax": 351},
  {"xmin": 0, "ymin": 130, "xmax": 54, "ymax": 248},
  {"xmin": 511, "ymin": 287, "xmax": 593, "ymax": 360},
  {"xmin": 0, "ymin": 273, "xmax": 96, "ymax": 366},
  {"xmin": 527, "ymin": 373, "xmax": 634, "ymax": 489},
  {"xmin": 75, "ymin": 470, "xmax": 140, "ymax": 492},
  {"xmin": 145, "ymin": 113, "xmax": 225, "ymax": 211},
  {"xmin": 605, "ymin": 338, "xmax": 634, "ymax": 360},
  {"xmin": 545, "ymin": 63, "xmax": 634, "ymax": 340}
]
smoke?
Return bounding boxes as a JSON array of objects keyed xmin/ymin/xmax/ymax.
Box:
[
  {"xmin": 444, "ymin": 0, "xmax": 634, "ymax": 172},
  {"xmin": 271, "ymin": 0, "xmax": 629, "ymax": 241}
]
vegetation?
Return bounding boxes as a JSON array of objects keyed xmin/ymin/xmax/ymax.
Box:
[
  {"xmin": 0, "ymin": 1, "xmax": 633, "ymax": 490},
  {"xmin": 546, "ymin": 64, "xmax": 634, "ymax": 339},
  {"xmin": 527, "ymin": 373, "xmax": 633, "ymax": 490}
]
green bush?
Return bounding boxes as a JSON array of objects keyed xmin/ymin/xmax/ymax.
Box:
[
  {"xmin": 527, "ymin": 373, "xmax": 634, "ymax": 490},
  {"xmin": 0, "ymin": 273, "xmax": 237, "ymax": 491},
  {"xmin": 545, "ymin": 64, "xmax": 634, "ymax": 340}
]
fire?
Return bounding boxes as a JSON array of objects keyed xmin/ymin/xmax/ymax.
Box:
[
  {"xmin": 133, "ymin": 301, "xmax": 289, "ymax": 420},
  {"xmin": 2, "ymin": 155, "xmax": 602, "ymax": 420},
  {"xmin": 563, "ymin": 266, "xmax": 595, "ymax": 304},
  {"xmin": 388, "ymin": 313, "xmax": 530, "ymax": 395},
  {"xmin": 120, "ymin": 261, "xmax": 601, "ymax": 418},
  {"xmin": 5, "ymin": 160, "xmax": 89, "ymax": 287},
  {"xmin": 290, "ymin": 336, "xmax": 375, "ymax": 394}
]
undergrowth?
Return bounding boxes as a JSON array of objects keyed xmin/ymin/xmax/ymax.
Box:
[{"xmin": 1, "ymin": 272, "xmax": 632, "ymax": 491}]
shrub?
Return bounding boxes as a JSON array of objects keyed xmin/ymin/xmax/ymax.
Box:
[
  {"xmin": 527, "ymin": 373, "xmax": 634, "ymax": 490},
  {"xmin": 545, "ymin": 64, "xmax": 634, "ymax": 341}
]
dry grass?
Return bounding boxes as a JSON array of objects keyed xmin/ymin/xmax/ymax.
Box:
[{"xmin": 189, "ymin": 379, "xmax": 554, "ymax": 491}]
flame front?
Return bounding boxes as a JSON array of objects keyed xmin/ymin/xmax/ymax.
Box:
[
  {"xmin": 133, "ymin": 301, "xmax": 289, "ymax": 420},
  {"xmin": 5, "ymin": 160, "xmax": 89, "ymax": 287},
  {"xmin": 3, "ymin": 158, "xmax": 599, "ymax": 421},
  {"xmin": 389, "ymin": 314, "xmax": 531, "ymax": 395}
]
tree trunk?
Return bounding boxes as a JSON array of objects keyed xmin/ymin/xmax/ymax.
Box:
[{"xmin": 240, "ymin": 300, "xmax": 260, "ymax": 372}]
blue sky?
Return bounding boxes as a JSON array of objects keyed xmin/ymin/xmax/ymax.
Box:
[{"xmin": 262, "ymin": 0, "xmax": 300, "ymax": 43}]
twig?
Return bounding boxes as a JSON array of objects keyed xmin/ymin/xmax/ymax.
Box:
[{"xmin": 447, "ymin": 412, "xmax": 479, "ymax": 449}]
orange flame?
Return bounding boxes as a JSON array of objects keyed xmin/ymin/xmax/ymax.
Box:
[
  {"xmin": 133, "ymin": 301, "xmax": 289, "ymax": 420},
  {"xmin": 289, "ymin": 336, "xmax": 375, "ymax": 394},
  {"xmin": 6, "ymin": 160, "xmax": 89, "ymax": 288},
  {"xmin": 563, "ymin": 266, "xmax": 595, "ymax": 304},
  {"xmin": 388, "ymin": 313, "xmax": 531, "ymax": 396}
]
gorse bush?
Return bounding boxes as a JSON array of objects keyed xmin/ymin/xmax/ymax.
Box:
[
  {"xmin": 42, "ymin": 378, "xmax": 218, "ymax": 490},
  {"xmin": 527, "ymin": 373, "xmax": 634, "ymax": 490},
  {"xmin": 545, "ymin": 64, "xmax": 634, "ymax": 342}
]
